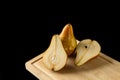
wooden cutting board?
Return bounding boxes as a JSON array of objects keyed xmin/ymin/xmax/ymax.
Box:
[{"xmin": 25, "ymin": 53, "xmax": 120, "ymax": 80}]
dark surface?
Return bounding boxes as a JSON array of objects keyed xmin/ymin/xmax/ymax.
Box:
[{"xmin": 3, "ymin": 5, "xmax": 120, "ymax": 80}]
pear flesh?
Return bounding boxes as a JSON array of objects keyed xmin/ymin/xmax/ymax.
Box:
[
  {"xmin": 43, "ymin": 35, "xmax": 67, "ymax": 71},
  {"xmin": 75, "ymin": 39, "xmax": 101, "ymax": 66}
]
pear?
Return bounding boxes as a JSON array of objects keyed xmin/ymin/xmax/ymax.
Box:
[
  {"xmin": 75, "ymin": 39, "xmax": 101, "ymax": 66},
  {"xmin": 42, "ymin": 34, "xmax": 67, "ymax": 71},
  {"xmin": 59, "ymin": 23, "xmax": 77, "ymax": 56}
]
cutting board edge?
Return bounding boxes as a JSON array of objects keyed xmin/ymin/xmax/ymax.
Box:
[{"xmin": 25, "ymin": 53, "xmax": 54, "ymax": 80}]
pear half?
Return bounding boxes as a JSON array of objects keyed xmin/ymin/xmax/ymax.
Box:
[
  {"xmin": 75, "ymin": 39, "xmax": 101, "ymax": 66},
  {"xmin": 59, "ymin": 23, "xmax": 77, "ymax": 56},
  {"xmin": 43, "ymin": 35, "xmax": 67, "ymax": 71}
]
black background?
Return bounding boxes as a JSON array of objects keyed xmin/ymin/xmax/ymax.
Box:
[{"xmin": 2, "ymin": 3, "xmax": 120, "ymax": 80}]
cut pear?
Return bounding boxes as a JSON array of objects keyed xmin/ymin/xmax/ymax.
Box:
[
  {"xmin": 75, "ymin": 39, "xmax": 101, "ymax": 66},
  {"xmin": 59, "ymin": 23, "xmax": 77, "ymax": 56},
  {"xmin": 42, "ymin": 35, "xmax": 67, "ymax": 71}
]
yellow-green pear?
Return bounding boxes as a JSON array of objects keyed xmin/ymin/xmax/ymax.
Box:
[{"xmin": 59, "ymin": 24, "xmax": 77, "ymax": 56}]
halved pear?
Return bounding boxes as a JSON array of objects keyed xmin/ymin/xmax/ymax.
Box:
[
  {"xmin": 75, "ymin": 39, "xmax": 101, "ymax": 66},
  {"xmin": 42, "ymin": 34, "xmax": 67, "ymax": 71},
  {"xmin": 59, "ymin": 23, "xmax": 77, "ymax": 56}
]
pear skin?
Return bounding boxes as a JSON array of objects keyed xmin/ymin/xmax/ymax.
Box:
[{"xmin": 59, "ymin": 24, "xmax": 77, "ymax": 56}]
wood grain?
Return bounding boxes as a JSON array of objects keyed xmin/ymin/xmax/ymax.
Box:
[{"xmin": 25, "ymin": 53, "xmax": 120, "ymax": 80}]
